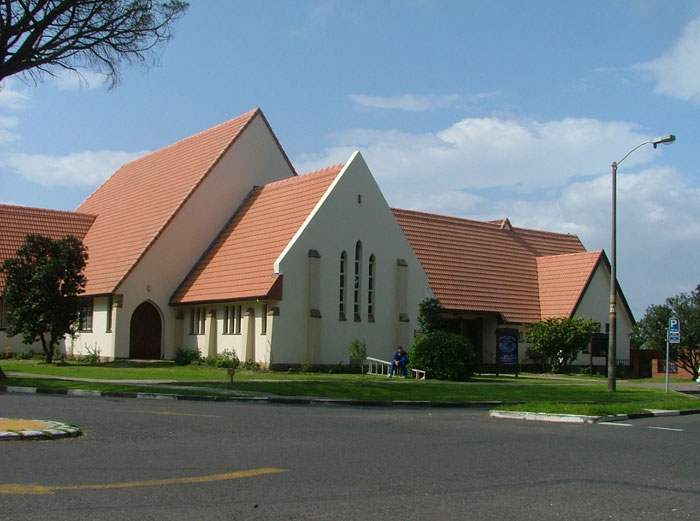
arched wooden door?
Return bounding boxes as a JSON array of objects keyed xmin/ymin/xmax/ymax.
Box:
[{"xmin": 129, "ymin": 301, "xmax": 162, "ymax": 359}]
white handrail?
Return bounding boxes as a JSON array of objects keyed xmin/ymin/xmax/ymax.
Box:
[{"xmin": 366, "ymin": 356, "xmax": 425, "ymax": 379}]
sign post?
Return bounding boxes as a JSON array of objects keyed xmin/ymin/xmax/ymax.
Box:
[{"xmin": 666, "ymin": 317, "xmax": 680, "ymax": 393}]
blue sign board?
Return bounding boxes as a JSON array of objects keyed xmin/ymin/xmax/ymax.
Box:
[
  {"xmin": 497, "ymin": 335, "xmax": 518, "ymax": 365},
  {"xmin": 669, "ymin": 317, "xmax": 681, "ymax": 344}
]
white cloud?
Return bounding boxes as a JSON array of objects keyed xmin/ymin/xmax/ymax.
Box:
[
  {"xmin": 0, "ymin": 80, "xmax": 30, "ymax": 109},
  {"xmin": 636, "ymin": 16, "xmax": 700, "ymax": 104},
  {"xmin": 296, "ymin": 116, "xmax": 657, "ymax": 202},
  {"xmin": 51, "ymin": 70, "xmax": 109, "ymax": 91},
  {"xmin": 4, "ymin": 149, "xmax": 149, "ymax": 188},
  {"xmin": 349, "ymin": 93, "xmax": 460, "ymax": 112},
  {"xmin": 0, "ymin": 116, "xmax": 19, "ymax": 144}
]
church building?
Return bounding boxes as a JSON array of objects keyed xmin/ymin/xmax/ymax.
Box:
[{"xmin": 0, "ymin": 109, "xmax": 633, "ymax": 368}]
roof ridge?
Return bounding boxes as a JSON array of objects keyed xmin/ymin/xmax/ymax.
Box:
[
  {"xmin": 260, "ymin": 163, "xmax": 344, "ymax": 191},
  {"xmin": 109, "ymin": 109, "xmax": 262, "ymax": 293},
  {"xmin": 392, "ymin": 208, "xmax": 502, "ymax": 229},
  {"xmin": 393, "ymin": 208, "xmax": 580, "ymax": 240},
  {"xmin": 131, "ymin": 109, "xmax": 260, "ymax": 164},
  {"xmin": 78, "ymin": 109, "xmax": 261, "ymax": 210},
  {"xmin": 300, "ymin": 163, "xmax": 346, "ymax": 176},
  {"xmin": 539, "ymin": 250, "xmax": 602, "ymax": 261},
  {"xmin": 0, "ymin": 203, "xmax": 96, "ymax": 219},
  {"xmin": 511, "ymin": 225, "xmax": 577, "ymax": 239}
]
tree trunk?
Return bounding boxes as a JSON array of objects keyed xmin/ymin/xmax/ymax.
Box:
[
  {"xmin": 40, "ymin": 333, "xmax": 53, "ymax": 364},
  {"xmin": 0, "ymin": 364, "xmax": 5, "ymax": 379}
]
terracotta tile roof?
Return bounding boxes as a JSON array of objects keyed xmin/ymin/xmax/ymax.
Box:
[
  {"xmin": 392, "ymin": 208, "xmax": 586, "ymax": 323},
  {"xmin": 171, "ymin": 164, "xmax": 345, "ymax": 304},
  {"xmin": 76, "ymin": 109, "xmax": 288, "ymax": 296},
  {"xmin": 0, "ymin": 204, "xmax": 95, "ymax": 293},
  {"xmin": 537, "ymin": 251, "xmax": 603, "ymax": 318}
]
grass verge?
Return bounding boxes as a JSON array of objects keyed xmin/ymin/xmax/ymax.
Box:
[
  {"xmin": 2, "ymin": 363, "xmax": 699, "ymax": 416},
  {"xmin": 1, "ymin": 376, "xmax": 228, "ymax": 398}
]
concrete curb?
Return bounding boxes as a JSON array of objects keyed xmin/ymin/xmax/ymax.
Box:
[
  {"xmin": 489, "ymin": 408, "xmax": 700, "ymax": 424},
  {"xmin": 0, "ymin": 384, "xmax": 504, "ymax": 408},
  {"xmin": 0, "ymin": 417, "xmax": 82, "ymax": 441}
]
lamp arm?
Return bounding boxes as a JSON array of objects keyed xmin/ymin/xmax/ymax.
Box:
[{"xmin": 614, "ymin": 140, "xmax": 653, "ymax": 167}]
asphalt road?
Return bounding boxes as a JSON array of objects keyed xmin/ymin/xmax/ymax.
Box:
[{"xmin": 1, "ymin": 393, "xmax": 699, "ymax": 520}]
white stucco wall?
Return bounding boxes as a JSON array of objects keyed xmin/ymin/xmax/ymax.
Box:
[
  {"xmin": 180, "ymin": 302, "xmax": 272, "ymax": 366},
  {"xmin": 102, "ymin": 114, "xmax": 294, "ymax": 359},
  {"xmin": 269, "ymin": 152, "xmax": 430, "ymax": 366},
  {"xmin": 69, "ymin": 296, "xmax": 115, "ymax": 358},
  {"xmin": 572, "ymin": 262, "xmax": 634, "ymax": 364}
]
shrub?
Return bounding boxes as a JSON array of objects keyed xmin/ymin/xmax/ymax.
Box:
[
  {"xmin": 417, "ymin": 297, "xmax": 445, "ymax": 335},
  {"xmin": 348, "ymin": 338, "xmax": 367, "ymax": 375},
  {"xmin": 300, "ymin": 362, "xmax": 313, "ymax": 373},
  {"xmin": 409, "ymin": 330, "xmax": 477, "ymax": 381},
  {"xmin": 616, "ymin": 364, "xmax": 628, "ymax": 379},
  {"xmin": 527, "ymin": 317, "xmax": 599, "ymax": 373},
  {"xmin": 16, "ymin": 349, "xmax": 35, "ymax": 360},
  {"xmin": 82, "ymin": 343, "xmax": 101, "ymax": 364},
  {"xmin": 204, "ymin": 350, "xmax": 240, "ymax": 369},
  {"xmin": 243, "ymin": 360, "xmax": 261, "ymax": 371},
  {"xmin": 174, "ymin": 347, "xmax": 201, "ymax": 366}
]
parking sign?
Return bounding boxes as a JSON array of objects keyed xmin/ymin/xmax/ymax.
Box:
[{"xmin": 669, "ymin": 317, "xmax": 680, "ymax": 344}]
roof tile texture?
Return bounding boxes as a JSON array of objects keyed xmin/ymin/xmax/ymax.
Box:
[
  {"xmin": 537, "ymin": 251, "xmax": 602, "ymax": 318},
  {"xmin": 171, "ymin": 164, "xmax": 344, "ymax": 304},
  {"xmin": 392, "ymin": 208, "xmax": 587, "ymax": 323},
  {"xmin": 0, "ymin": 204, "xmax": 95, "ymax": 293},
  {"xmin": 77, "ymin": 109, "xmax": 260, "ymax": 295}
]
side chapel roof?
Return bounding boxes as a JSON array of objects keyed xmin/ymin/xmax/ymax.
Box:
[
  {"xmin": 392, "ymin": 208, "xmax": 593, "ymax": 323},
  {"xmin": 0, "ymin": 204, "xmax": 95, "ymax": 293},
  {"xmin": 171, "ymin": 164, "xmax": 345, "ymax": 304}
]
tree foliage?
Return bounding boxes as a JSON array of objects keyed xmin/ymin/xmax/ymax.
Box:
[
  {"xmin": 409, "ymin": 330, "xmax": 477, "ymax": 381},
  {"xmin": 0, "ymin": 0, "xmax": 188, "ymax": 87},
  {"xmin": 349, "ymin": 338, "xmax": 367, "ymax": 376},
  {"xmin": 526, "ymin": 317, "xmax": 599, "ymax": 373},
  {"xmin": 417, "ymin": 297, "xmax": 445, "ymax": 335},
  {"xmin": 1, "ymin": 234, "xmax": 88, "ymax": 363},
  {"xmin": 632, "ymin": 285, "xmax": 700, "ymax": 379}
]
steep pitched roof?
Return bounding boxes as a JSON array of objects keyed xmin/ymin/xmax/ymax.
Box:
[
  {"xmin": 0, "ymin": 204, "xmax": 95, "ymax": 293},
  {"xmin": 537, "ymin": 250, "xmax": 603, "ymax": 318},
  {"xmin": 76, "ymin": 108, "xmax": 294, "ymax": 296},
  {"xmin": 392, "ymin": 208, "xmax": 586, "ymax": 323},
  {"xmin": 171, "ymin": 164, "xmax": 344, "ymax": 305}
]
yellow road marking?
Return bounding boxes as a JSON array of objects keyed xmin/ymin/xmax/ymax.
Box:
[{"xmin": 0, "ymin": 468, "xmax": 286, "ymax": 495}]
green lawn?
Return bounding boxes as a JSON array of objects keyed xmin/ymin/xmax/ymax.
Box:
[
  {"xmin": 1, "ymin": 359, "xmax": 231, "ymax": 380},
  {"xmin": 179, "ymin": 378, "xmax": 700, "ymax": 406},
  {"xmin": 1, "ymin": 376, "xmax": 224, "ymax": 397},
  {"xmin": 2, "ymin": 360, "xmax": 699, "ymax": 416},
  {"xmin": 1, "ymin": 359, "xmax": 370, "ymax": 381}
]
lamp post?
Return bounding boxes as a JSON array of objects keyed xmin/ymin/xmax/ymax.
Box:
[{"xmin": 608, "ymin": 134, "xmax": 675, "ymax": 392}]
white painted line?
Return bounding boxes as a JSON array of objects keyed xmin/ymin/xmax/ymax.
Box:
[
  {"xmin": 599, "ymin": 422, "xmax": 632, "ymax": 427},
  {"xmin": 647, "ymin": 426, "xmax": 684, "ymax": 432}
]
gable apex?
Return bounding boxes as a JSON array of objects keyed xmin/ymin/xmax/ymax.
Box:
[{"xmin": 76, "ymin": 108, "xmax": 294, "ymax": 296}]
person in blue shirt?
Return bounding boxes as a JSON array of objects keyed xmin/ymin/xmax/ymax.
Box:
[{"xmin": 388, "ymin": 346, "xmax": 408, "ymax": 378}]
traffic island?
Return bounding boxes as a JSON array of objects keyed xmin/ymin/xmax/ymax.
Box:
[{"xmin": 0, "ymin": 418, "xmax": 82, "ymax": 441}]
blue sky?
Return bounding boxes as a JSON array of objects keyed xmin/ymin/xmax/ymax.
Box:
[{"xmin": 1, "ymin": 0, "xmax": 699, "ymax": 319}]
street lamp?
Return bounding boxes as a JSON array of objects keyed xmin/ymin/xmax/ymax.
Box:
[{"xmin": 608, "ymin": 134, "xmax": 675, "ymax": 392}]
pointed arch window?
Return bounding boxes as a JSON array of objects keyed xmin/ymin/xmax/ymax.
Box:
[
  {"xmin": 367, "ymin": 254, "xmax": 375, "ymax": 320},
  {"xmin": 354, "ymin": 241, "xmax": 362, "ymax": 320},
  {"xmin": 339, "ymin": 251, "xmax": 347, "ymax": 320}
]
